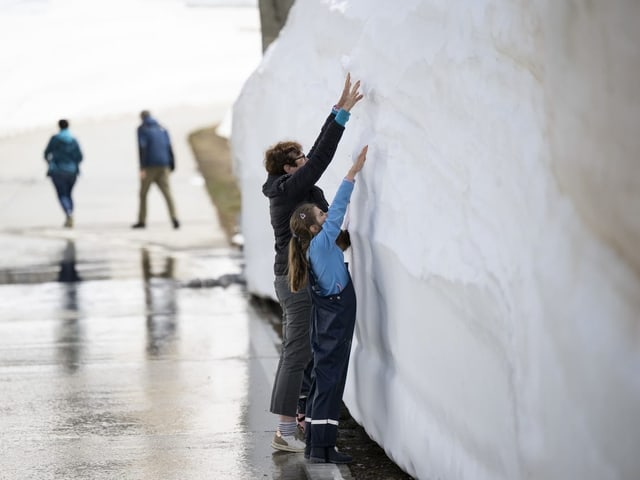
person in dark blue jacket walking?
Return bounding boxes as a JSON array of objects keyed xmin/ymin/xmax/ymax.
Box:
[
  {"xmin": 132, "ymin": 110, "xmax": 180, "ymax": 229},
  {"xmin": 44, "ymin": 119, "xmax": 83, "ymax": 228},
  {"xmin": 288, "ymin": 145, "xmax": 368, "ymax": 464}
]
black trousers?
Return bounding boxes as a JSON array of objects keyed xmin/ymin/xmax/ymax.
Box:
[
  {"xmin": 305, "ymin": 278, "xmax": 357, "ymax": 448},
  {"xmin": 50, "ymin": 171, "xmax": 77, "ymax": 216}
]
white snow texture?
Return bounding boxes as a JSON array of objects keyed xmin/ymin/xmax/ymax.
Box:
[{"xmin": 231, "ymin": 1, "xmax": 640, "ymax": 479}]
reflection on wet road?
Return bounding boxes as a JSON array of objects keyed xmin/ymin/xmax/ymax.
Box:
[
  {"xmin": 141, "ymin": 247, "xmax": 177, "ymax": 357},
  {"xmin": 0, "ymin": 237, "xmax": 322, "ymax": 480}
]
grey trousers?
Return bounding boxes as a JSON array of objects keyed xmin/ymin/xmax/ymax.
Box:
[
  {"xmin": 270, "ymin": 275, "xmax": 313, "ymax": 417},
  {"xmin": 137, "ymin": 166, "xmax": 177, "ymax": 223}
]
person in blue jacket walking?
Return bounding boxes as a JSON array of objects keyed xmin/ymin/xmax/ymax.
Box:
[
  {"xmin": 288, "ymin": 144, "xmax": 368, "ymax": 464},
  {"xmin": 132, "ymin": 110, "xmax": 180, "ymax": 229},
  {"xmin": 44, "ymin": 119, "xmax": 83, "ymax": 228}
]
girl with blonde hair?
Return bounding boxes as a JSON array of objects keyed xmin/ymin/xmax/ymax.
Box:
[{"xmin": 288, "ymin": 145, "xmax": 368, "ymax": 464}]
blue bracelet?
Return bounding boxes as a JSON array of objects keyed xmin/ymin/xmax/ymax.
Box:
[{"xmin": 335, "ymin": 109, "xmax": 350, "ymax": 126}]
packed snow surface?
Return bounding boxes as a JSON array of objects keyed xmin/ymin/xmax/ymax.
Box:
[{"xmin": 232, "ymin": 1, "xmax": 640, "ymax": 479}]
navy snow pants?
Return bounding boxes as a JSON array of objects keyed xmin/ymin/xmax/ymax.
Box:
[{"xmin": 305, "ymin": 277, "xmax": 357, "ymax": 448}]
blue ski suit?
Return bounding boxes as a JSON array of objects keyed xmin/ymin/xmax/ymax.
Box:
[{"xmin": 305, "ymin": 178, "xmax": 358, "ymax": 449}]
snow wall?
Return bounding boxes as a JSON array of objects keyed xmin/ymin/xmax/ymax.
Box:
[{"xmin": 231, "ymin": 1, "xmax": 640, "ymax": 479}]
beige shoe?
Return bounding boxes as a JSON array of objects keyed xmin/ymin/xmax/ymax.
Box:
[
  {"xmin": 64, "ymin": 215, "xmax": 73, "ymax": 228},
  {"xmin": 271, "ymin": 429, "xmax": 305, "ymax": 453}
]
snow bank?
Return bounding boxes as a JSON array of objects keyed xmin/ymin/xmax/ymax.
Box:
[{"xmin": 231, "ymin": 1, "xmax": 640, "ymax": 478}]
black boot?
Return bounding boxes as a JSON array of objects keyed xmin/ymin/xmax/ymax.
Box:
[
  {"xmin": 325, "ymin": 447, "xmax": 352, "ymax": 464},
  {"xmin": 304, "ymin": 425, "xmax": 311, "ymax": 459},
  {"xmin": 309, "ymin": 446, "xmax": 352, "ymax": 464},
  {"xmin": 308, "ymin": 447, "xmax": 326, "ymax": 463}
]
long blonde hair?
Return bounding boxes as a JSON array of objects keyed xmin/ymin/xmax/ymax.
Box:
[{"xmin": 288, "ymin": 203, "xmax": 319, "ymax": 292}]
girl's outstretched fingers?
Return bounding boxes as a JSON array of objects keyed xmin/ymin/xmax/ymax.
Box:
[
  {"xmin": 347, "ymin": 145, "xmax": 368, "ymax": 180},
  {"xmin": 355, "ymin": 145, "xmax": 368, "ymax": 170}
]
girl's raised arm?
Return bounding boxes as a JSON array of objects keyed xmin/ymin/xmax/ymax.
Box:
[{"xmin": 345, "ymin": 145, "xmax": 368, "ymax": 181}]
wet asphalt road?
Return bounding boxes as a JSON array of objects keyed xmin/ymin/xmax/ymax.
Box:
[
  {"xmin": 0, "ymin": 231, "xmax": 355, "ymax": 480},
  {"xmin": 0, "ymin": 108, "xmax": 355, "ymax": 480}
]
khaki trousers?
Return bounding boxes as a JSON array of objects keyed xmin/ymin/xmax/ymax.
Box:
[{"xmin": 137, "ymin": 166, "xmax": 177, "ymax": 223}]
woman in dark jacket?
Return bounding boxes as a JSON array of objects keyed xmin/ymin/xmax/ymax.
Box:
[
  {"xmin": 262, "ymin": 74, "xmax": 363, "ymax": 453},
  {"xmin": 44, "ymin": 119, "xmax": 83, "ymax": 228}
]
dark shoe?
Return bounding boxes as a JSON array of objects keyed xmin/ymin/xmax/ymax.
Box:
[
  {"xmin": 309, "ymin": 446, "xmax": 352, "ymax": 464},
  {"xmin": 172, "ymin": 218, "xmax": 180, "ymax": 229},
  {"xmin": 304, "ymin": 419, "xmax": 311, "ymax": 459},
  {"xmin": 131, "ymin": 222, "xmax": 145, "ymax": 229},
  {"xmin": 308, "ymin": 447, "xmax": 325, "ymax": 463},
  {"xmin": 304, "ymin": 444, "xmax": 311, "ymax": 460}
]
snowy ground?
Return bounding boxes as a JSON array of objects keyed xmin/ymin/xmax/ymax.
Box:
[{"xmin": 0, "ymin": 0, "xmax": 260, "ymax": 137}]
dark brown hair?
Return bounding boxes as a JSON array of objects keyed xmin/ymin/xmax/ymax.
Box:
[{"xmin": 264, "ymin": 141, "xmax": 303, "ymax": 175}]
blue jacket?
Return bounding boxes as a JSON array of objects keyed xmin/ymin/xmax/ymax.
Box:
[
  {"xmin": 308, "ymin": 179, "xmax": 354, "ymax": 296},
  {"xmin": 44, "ymin": 129, "xmax": 83, "ymax": 176},
  {"xmin": 137, "ymin": 117, "xmax": 175, "ymax": 169}
]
